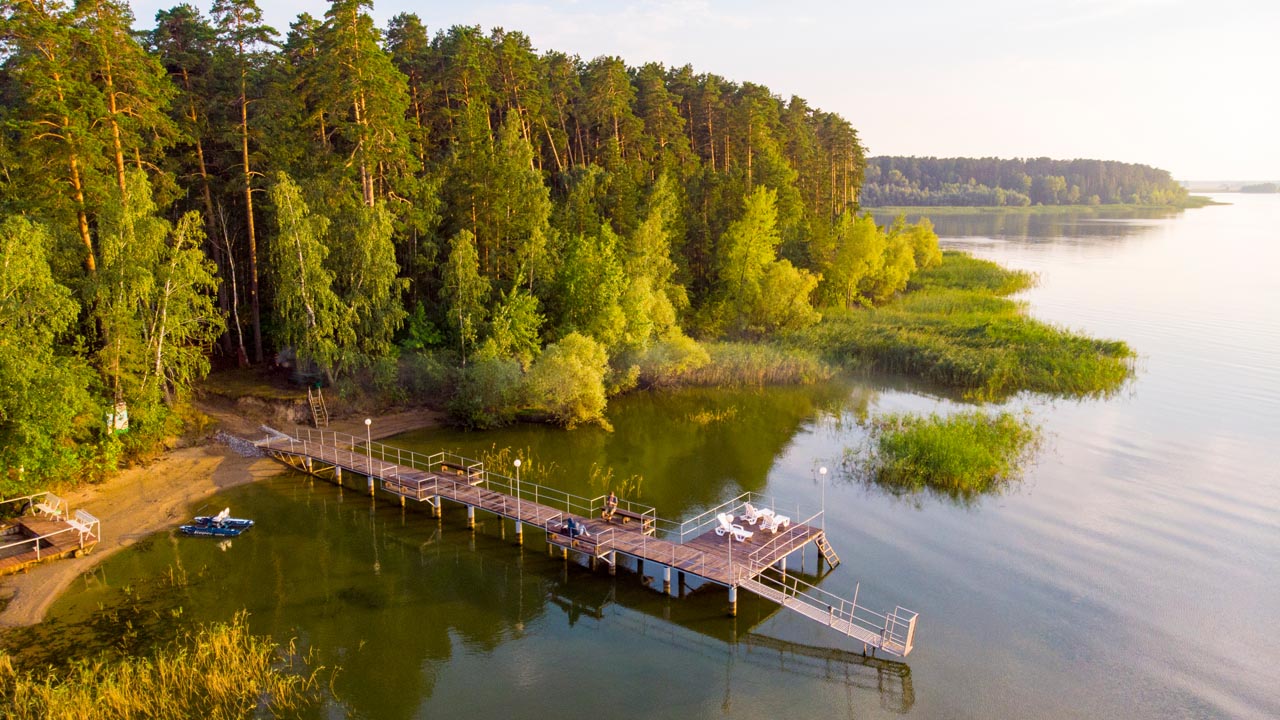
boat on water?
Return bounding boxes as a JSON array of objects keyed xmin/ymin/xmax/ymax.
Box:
[{"xmin": 180, "ymin": 508, "xmax": 254, "ymax": 537}]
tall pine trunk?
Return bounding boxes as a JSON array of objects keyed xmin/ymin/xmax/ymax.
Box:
[{"xmin": 238, "ymin": 64, "xmax": 263, "ymax": 363}]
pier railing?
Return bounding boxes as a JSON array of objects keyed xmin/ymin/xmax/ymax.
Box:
[{"xmin": 279, "ymin": 427, "xmax": 656, "ymax": 526}]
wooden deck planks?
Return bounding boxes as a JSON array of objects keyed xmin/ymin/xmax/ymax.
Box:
[{"xmin": 0, "ymin": 517, "xmax": 98, "ymax": 576}]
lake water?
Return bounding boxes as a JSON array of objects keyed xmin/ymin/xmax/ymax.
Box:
[{"xmin": 7, "ymin": 195, "xmax": 1278, "ymax": 719}]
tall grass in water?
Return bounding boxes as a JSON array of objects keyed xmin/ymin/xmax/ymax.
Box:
[
  {"xmin": 0, "ymin": 613, "xmax": 325, "ymax": 720},
  {"xmin": 669, "ymin": 342, "xmax": 833, "ymax": 387},
  {"xmin": 801, "ymin": 252, "xmax": 1135, "ymax": 401},
  {"xmin": 852, "ymin": 411, "xmax": 1040, "ymax": 501}
]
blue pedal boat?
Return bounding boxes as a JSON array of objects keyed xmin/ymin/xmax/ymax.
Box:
[{"xmin": 180, "ymin": 508, "xmax": 254, "ymax": 537}]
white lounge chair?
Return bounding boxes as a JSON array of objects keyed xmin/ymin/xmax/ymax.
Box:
[
  {"xmin": 715, "ymin": 512, "xmax": 753, "ymax": 542},
  {"xmin": 741, "ymin": 502, "xmax": 770, "ymax": 526},
  {"xmin": 758, "ymin": 512, "xmax": 791, "ymax": 533}
]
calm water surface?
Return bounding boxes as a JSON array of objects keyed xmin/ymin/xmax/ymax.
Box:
[{"xmin": 9, "ymin": 196, "xmax": 1278, "ymax": 719}]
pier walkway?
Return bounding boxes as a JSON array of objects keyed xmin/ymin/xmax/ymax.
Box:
[{"xmin": 259, "ymin": 427, "xmax": 918, "ymax": 656}]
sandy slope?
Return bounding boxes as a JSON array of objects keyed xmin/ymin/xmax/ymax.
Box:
[{"xmin": 0, "ymin": 407, "xmax": 441, "ymax": 629}]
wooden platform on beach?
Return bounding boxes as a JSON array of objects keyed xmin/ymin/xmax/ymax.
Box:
[{"xmin": 0, "ymin": 516, "xmax": 100, "ymax": 576}]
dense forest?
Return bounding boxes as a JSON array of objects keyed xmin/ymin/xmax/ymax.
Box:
[
  {"xmin": 0, "ymin": 0, "xmax": 944, "ymax": 488},
  {"xmin": 861, "ymin": 156, "xmax": 1190, "ymax": 207}
]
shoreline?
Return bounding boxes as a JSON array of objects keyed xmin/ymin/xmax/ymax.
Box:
[{"xmin": 0, "ymin": 407, "xmax": 442, "ymax": 630}]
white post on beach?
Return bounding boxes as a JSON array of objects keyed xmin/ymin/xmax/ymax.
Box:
[
  {"xmin": 514, "ymin": 458, "xmax": 523, "ymax": 545},
  {"xmin": 365, "ymin": 418, "xmax": 374, "ymax": 497}
]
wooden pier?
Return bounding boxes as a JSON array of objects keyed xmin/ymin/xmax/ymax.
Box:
[
  {"xmin": 0, "ymin": 493, "xmax": 101, "ymax": 576},
  {"xmin": 259, "ymin": 427, "xmax": 918, "ymax": 657}
]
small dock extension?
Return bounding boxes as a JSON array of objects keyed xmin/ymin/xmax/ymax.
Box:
[
  {"xmin": 0, "ymin": 492, "xmax": 101, "ymax": 576},
  {"xmin": 736, "ymin": 569, "xmax": 917, "ymax": 656},
  {"xmin": 307, "ymin": 387, "xmax": 329, "ymax": 428}
]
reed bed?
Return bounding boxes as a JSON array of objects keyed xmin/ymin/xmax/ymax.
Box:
[
  {"xmin": 0, "ymin": 613, "xmax": 325, "ymax": 720},
  {"xmin": 801, "ymin": 252, "xmax": 1135, "ymax": 401},
  {"xmin": 853, "ymin": 410, "xmax": 1040, "ymax": 500}
]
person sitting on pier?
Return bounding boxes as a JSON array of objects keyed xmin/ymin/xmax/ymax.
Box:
[
  {"xmin": 563, "ymin": 516, "xmax": 591, "ymax": 547},
  {"xmin": 602, "ymin": 492, "xmax": 619, "ymax": 521}
]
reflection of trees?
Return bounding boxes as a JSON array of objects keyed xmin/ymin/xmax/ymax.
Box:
[
  {"xmin": 871, "ymin": 207, "xmax": 1176, "ymax": 243},
  {"xmin": 401, "ymin": 383, "xmax": 853, "ymax": 521}
]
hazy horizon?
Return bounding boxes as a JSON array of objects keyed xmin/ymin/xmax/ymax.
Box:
[{"xmin": 131, "ymin": 0, "xmax": 1279, "ymax": 181}]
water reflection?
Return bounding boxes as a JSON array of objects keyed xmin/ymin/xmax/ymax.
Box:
[
  {"xmin": 870, "ymin": 206, "xmax": 1179, "ymax": 242},
  {"xmin": 7, "ymin": 467, "xmax": 915, "ymax": 719},
  {"xmin": 392, "ymin": 383, "xmax": 854, "ymax": 521}
]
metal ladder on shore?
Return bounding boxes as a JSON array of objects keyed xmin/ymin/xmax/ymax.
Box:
[{"xmin": 307, "ymin": 387, "xmax": 329, "ymax": 428}]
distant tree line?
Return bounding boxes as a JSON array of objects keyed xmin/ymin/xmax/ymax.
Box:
[
  {"xmin": 861, "ymin": 157, "xmax": 1190, "ymax": 207},
  {"xmin": 0, "ymin": 0, "xmax": 947, "ymax": 486},
  {"xmin": 1239, "ymin": 183, "xmax": 1278, "ymax": 194}
]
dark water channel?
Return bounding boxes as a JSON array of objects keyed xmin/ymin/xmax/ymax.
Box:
[{"xmin": 7, "ymin": 196, "xmax": 1278, "ymax": 719}]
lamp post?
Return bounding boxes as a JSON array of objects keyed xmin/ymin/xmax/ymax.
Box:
[
  {"xmin": 364, "ymin": 418, "xmax": 372, "ymax": 465},
  {"xmin": 513, "ymin": 458, "xmax": 523, "ymax": 545},
  {"xmin": 513, "ymin": 459, "xmax": 522, "ymax": 513},
  {"xmin": 819, "ymin": 466, "xmax": 828, "ymax": 533}
]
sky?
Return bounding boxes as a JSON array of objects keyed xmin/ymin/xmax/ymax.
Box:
[{"xmin": 132, "ymin": 0, "xmax": 1280, "ymax": 180}]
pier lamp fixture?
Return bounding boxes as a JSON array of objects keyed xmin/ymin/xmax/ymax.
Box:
[
  {"xmin": 364, "ymin": 418, "xmax": 372, "ymax": 468},
  {"xmin": 819, "ymin": 466, "xmax": 828, "ymax": 533},
  {"xmin": 513, "ymin": 459, "xmax": 522, "ymax": 517}
]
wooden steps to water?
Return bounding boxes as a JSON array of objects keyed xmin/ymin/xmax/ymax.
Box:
[{"xmin": 307, "ymin": 387, "xmax": 329, "ymax": 428}]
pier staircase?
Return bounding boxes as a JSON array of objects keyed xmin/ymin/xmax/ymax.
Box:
[
  {"xmin": 736, "ymin": 569, "xmax": 916, "ymax": 657},
  {"xmin": 307, "ymin": 387, "xmax": 329, "ymax": 428},
  {"xmin": 815, "ymin": 534, "xmax": 841, "ymax": 568}
]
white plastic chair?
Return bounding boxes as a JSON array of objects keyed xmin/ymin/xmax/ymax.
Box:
[
  {"xmin": 741, "ymin": 502, "xmax": 769, "ymax": 526},
  {"xmin": 758, "ymin": 512, "xmax": 791, "ymax": 533},
  {"xmin": 715, "ymin": 513, "xmax": 753, "ymax": 542}
]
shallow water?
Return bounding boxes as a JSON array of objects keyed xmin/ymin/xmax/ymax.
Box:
[{"xmin": 8, "ymin": 195, "xmax": 1278, "ymax": 719}]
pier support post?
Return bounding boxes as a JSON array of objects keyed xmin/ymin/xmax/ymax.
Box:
[
  {"xmin": 678, "ymin": 571, "xmax": 686, "ymax": 597},
  {"xmin": 589, "ymin": 555, "xmax": 597, "ymax": 572},
  {"xmin": 608, "ymin": 554, "xmax": 616, "ymax": 576},
  {"xmin": 779, "ymin": 556, "xmax": 786, "ymax": 575},
  {"xmin": 637, "ymin": 559, "xmax": 644, "ymax": 575},
  {"xmin": 335, "ymin": 467, "xmax": 342, "ymax": 485},
  {"xmin": 663, "ymin": 565, "xmax": 672, "ymax": 596},
  {"xmin": 728, "ymin": 585, "xmax": 738, "ymax": 617},
  {"xmin": 368, "ymin": 476, "xmax": 375, "ymax": 497},
  {"xmin": 400, "ymin": 495, "xmax": 405, "ymax": 508},
  {"xmin": 466, "ymin": 505, "xmax": 475, "ymax": 528},
  {"xmin": 515, "ymin": 520, "xmax": 523, "ymax": 545}
]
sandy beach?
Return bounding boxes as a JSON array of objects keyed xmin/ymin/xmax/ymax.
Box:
[{"xmin": 0, "ymin": 407, "xmax": 441, "ymax": 629}]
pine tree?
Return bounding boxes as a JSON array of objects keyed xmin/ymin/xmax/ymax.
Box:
[
  {"xmin": 442, "ymin": 229, "xmax": 489, "ymax": 366},
  {"xmin": 211, "ymin": 0, "xmax": 276, "ymax": 363}
]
